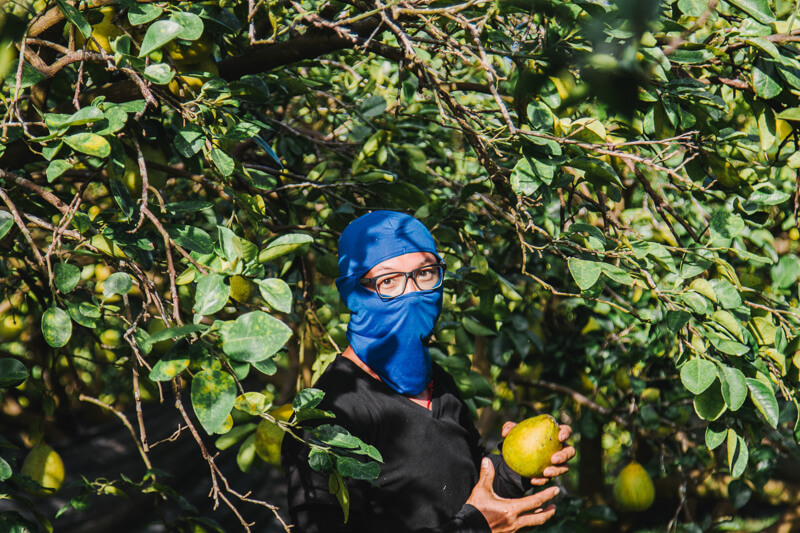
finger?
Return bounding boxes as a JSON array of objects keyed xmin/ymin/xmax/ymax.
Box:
[
  {"xmin": 558, "ymin": 425, "xmax": 572, "ymax": 442},
  {"xmin": 542, "ymin": 465, "xmax": 569, "ymax": 478},
  {"xmin": 501, "ymin": 421, "xmax": 516, "ymax": 437},
  {"xmin": 512, "ymin": 485, "xmax": 560, "ymax": 513},
  {"xmin": 529, "ymin": 477, "xmax": 549, "ymax": 486},
  {"xmin": 550, "ymin": 446, "xmax": 576, "ymax": 465},
  {"xmin": 477, "ymin": 457, "xmax": 496, "ymax": 489},
  {"xmin": 518, "ymin": 504, "xmax": 557, "ymax": 528}
]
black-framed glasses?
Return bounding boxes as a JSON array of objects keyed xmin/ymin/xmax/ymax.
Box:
[{"xmin": 360, "ymin": 263, "xmax": 445, "ymax": 301}]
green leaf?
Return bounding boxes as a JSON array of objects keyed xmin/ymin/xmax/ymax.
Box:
[
  {"xmin": 751, "ymin": 59, "xmax": 782, "ymax": 98},
  {"xmin": 568, "ymin": 258, "xmax": 602, "ymax": 291},
  {"xmin": 0, "ymin": 211, "xmax": 13, "ymax": 240},
  {"xmin": 328, "ymin": 471, "xmax": 350, "ymax": 523},
  {"xmin": 771, "ymin": 254, "xmax": 800, "ymax": 289},
  {"xmin": 64, "ymin": 132, "xmax": 111, "ymax": 158},
  {"xmin": 46, "ymin": 159, "xmax": 72, "ymax": 183},
  {"xmin": 55, "ymin": 0, "xmax": 92, "ymax": 38},
  {"xmin": 747, "ymin": 37, "xmax": 781, "ymax": 59},
  {"xmin": 718, "ymin": 366, "xmax": 747, "ymax": 411},
  {"xmin": 709, "ymin": 210, "xmax": 744, "ymax": 246},
  {"xmin": 252, "ymin": 358, "xmax": 278, "ymax": 376},
  {"xmin": 215, "ymin": 422, "xmax": 257, "ymax": 451},
  {"xmin": 746, "ymin": 378, "xmax": 779, "ymax": 427},
  {"xmin": 258, "ymin": 233, "xmax": 313, "ymax": 263},
  {"xmin": 103, "ymin": 271, "xmax": 133, "ymax": 300},
  {"xmin": 680, "ymin": 358, "xmax": 717, "ymax": 395},
  {"xmin": 193, "ymin": 274, "xmax": 230, "ymax": 316},
  {"xmin": 146, "ymin": 324, "xmax": 207, "ymax": 348},
  {"xmin": 727, "ymin": 0, "xmax": 775, "ymax": 24},
  {"xmin": 166, "ymin": 225, "xmax": 214, "ymax": 254},
  {"xmin": 777, "ymin": 107, "xmax": 800, "ymax": 122},
  {"xmin": 128, "ymin": 3, "xmax": 163, "ymax": 25},
  {"xmin": 705, "ymin": 425, "xmax": 727, "ymax": 449},
  {"xmin": 165, "ymin": 200, "xmax": 213, "ymax": 214},
  {"xmin": 138, "ymin": 20, "xmax": 183, "ymax": 58},
  {"xmin": 709, "ymin": 279, "xmax": 742, "ymax": 309},
  {"xmin": 61, "ymin": 106, "xmax": 104, "ymax": 128},
  {"xmin": 726, "ymin": 429, "xmax": 749, "ymax": 478},
  {"xmin": 0, "ymin": 358, "xmax": 28, "ymax": 388},
  {"xmin": 234, "ymin": 392, "xmax": 270, "ymax": 415},
  {"xmin": 666, "ymin": 310, "xmax": 691, "ymax": 332},
  {"xmin": 693, "ymin": 378, "xmax": 726, "ymax": 421},
  {"xmin": 315, "ymin": 424, "xmax": 362, "ymax": 450},
  {"xmin": 359, "ymin": 95, "xmax": 386, "ymax": 118},
  {"xmin": 462, "ymin": 316, "xmax": 496, "ymax": 336},
  {"xmin": 236, "ymin": 433, "xmax": 257, "ymax": 473},
  {"xmin": 67, "ymin": 301, "xmax": 101, "ymax": 329},
  {"xmin": 175, "ymin": 125, "xmax": 205, "ymax": 157},
  {"xmin": 677, "ymin": 0, "xmax": 710, "ymax": 16},
  {"xmin": 170, "ymin": 11, "xmax": 205, "ymax": 41},
  {"xmin": 600, "ymin": 263, "xmax": 634, "ymax": 285},
  {"xmin": 707, "ymin": 333, "xmax": 750, "ymax": 356},
  {"xmin": 569, "ymin": 157, "xmax": 624, "ymax": 188},
  {"xmin": 509, "ymin": 158, "xmax": 540, "ymax": 196},
  {"xmin": 191, "ymin": 369, "xmax": 236, "ymax": 434},
  {"xmin": 293, "ymin": 388, "xmax": 324, "ymax": 411},
  {"xmin": 255, "ymin": 278, "xmax": 293, "ymax": 313},
  {"xmin": 221, "ymin": 311, "xmax": 293, "ymax": 362},
  {"xmin": 0, "ymin": 456, "xmax": 11, "ymax": 481},
  {"xmin": 42, "ymin": 306, "xmax": 72, "ymax": 348},
  {"xmin": 335, "ymin": 455, "xmax": 381, "ymax": 481},
  {"xmin": 149, "ymin": 350, "xmax": 191, "ymax": 381},
  {"xmin": 142, "ymin": 63, "xmax": 175, "ymax": 85},
  {"xmin": 109, "ymin": 178, "xmax": 135, "ymax": 220},
  {"xmin": 210, "ymin": 147, "xmax": 235, "ymax": 176},
  {"xmin": 54, "ymin": 263, "xmax": 80, "ymax": 293}
]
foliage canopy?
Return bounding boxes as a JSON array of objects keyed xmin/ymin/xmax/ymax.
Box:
[{"xmin": 1, "ymin": 0, "xmax": 800, "ymax": 530}]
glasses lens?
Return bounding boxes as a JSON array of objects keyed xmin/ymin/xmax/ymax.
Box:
[
  {"xmin": 375, "ymin": 273, "xmax": 407, "ymax": 298},
  {"xmin": 413, "ymin": 266, "xmax": 442, "ymax": 290}
]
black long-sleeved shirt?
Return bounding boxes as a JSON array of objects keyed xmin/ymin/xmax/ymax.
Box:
[{"xmin": 281, "ymin": 356, "xmax": 528, "ymax": 532}]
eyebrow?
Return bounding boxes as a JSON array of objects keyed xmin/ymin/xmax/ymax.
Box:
[{"xmin": 369, "ymin": 258, "xmax": 438, "ymax": 275}]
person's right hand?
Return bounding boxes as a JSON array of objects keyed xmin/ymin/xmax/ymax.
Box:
[{"xmin": 466, "ymin": 458, "xmax": 560, "ymax": 533}]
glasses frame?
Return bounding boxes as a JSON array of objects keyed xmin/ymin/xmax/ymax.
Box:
[{"xmin": 360, "ymin": 263, "xmax": 446, "ymax": 301}]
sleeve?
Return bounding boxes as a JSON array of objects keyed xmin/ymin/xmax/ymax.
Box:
[{"xmin": 282, "ymin": 427, "xmax": 492, "ymax": 533}]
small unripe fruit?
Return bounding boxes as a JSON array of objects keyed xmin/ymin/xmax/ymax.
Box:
[{"xmin": 613, "ymin": 461, "xmax": 655, "ymax": 512}]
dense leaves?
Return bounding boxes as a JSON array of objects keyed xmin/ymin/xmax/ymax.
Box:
[{"xmin": 1, "ymin": 0, "xmax": 800, "ymax": 531}]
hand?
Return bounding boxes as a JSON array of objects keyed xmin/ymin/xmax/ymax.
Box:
[
  {"xmin": 502, "ymin": 422, "xmax": 576, "ymax": 487},
  {"xmin": 467, "ymin": 458, "xmax": 559, "ymax": 532}
]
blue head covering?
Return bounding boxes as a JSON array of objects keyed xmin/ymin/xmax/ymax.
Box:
[{"xmin": 336, "ymin": 211, "xmax": 443, "ymax": 395}]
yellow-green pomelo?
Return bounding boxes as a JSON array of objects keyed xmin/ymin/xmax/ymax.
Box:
[
  {"xmin": 229, "ymin": 275, "xmax": 255, "ymax": 304},
  {"xmin": 21, "ymin": 443, "xmax": 65, "ymax": 495},
  {"xmin": 613, "ymin": 461, "xmax": 655, "ymax": 512},
  {"xmin": 502, "ymin": 414, "xmax": 562, "ymax": 478},
  {"xmin": 0, "ymin": 313, "xmax": 26, "ymax": 341}
]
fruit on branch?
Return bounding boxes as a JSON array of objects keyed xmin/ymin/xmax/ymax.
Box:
[
  {"xmin": 20, "ymin": 442, "xmax": 65, "ymax": 495},
  {"xmin": 501, "ymin": 414, "xmax": 562, "ymax": 478},
  {"xmin": 0, "ymin": 312, "xmax": 26, "ymax": 341},
  {"xmin": 165, "ymin": 34, "xmax": 214, "ymax": 64},
  {"xmin": 109, "ymin": 145, "xmax": 169, "ymax": 195},
  {"xmin": 229, "ymin": 275, "xmax": 255, "ymax": 304},
  {"xmin": 168, "ymin": 57, "xmax": 219, "ymax": 98},
  {"xmin": 613, "ymin": 461, "xmax": 655, "ymax": 512},
  {"xmin": 75, "ymin": 6, "xmax": 122, "ymax": 54}
]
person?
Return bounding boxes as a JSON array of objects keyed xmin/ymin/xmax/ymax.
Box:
[{"xmin": 281, "ymin": 210, "xmax": 575, "ymax": 532}]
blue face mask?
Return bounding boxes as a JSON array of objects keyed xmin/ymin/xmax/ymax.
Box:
[{"xmin": 336, "ymin": 211, "xmax": 443, "ymax": 395}]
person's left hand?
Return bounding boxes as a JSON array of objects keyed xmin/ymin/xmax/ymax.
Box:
[{"xmin": 501, "ymin": 422, "xmax": 575, "ymax": 487}]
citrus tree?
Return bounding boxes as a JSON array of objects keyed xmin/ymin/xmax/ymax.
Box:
[{"xmin": 1, "ymin": 0, "xmax": 800, "ymax": 531}]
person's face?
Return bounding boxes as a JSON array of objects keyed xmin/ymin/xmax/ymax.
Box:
[{"xmin": 361, "ymin": 252, "xmax": 441, "ymax": 299}]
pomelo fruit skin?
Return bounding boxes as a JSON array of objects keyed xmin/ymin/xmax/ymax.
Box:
[
  {"xmin": 502, "ymin": 414, "xmax": 562, "ymax": 478},
  {"xmin": 613, "ymin": 461, "xmax": 655, "ymax": 511},
  {"xmin": 21, "ymin": 443, "xmax": 65, "ymax": 495}
]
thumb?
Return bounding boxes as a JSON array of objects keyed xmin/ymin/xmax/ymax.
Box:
[{"xmin": 477, "ymin": 457, "xmax": 496, "ymax": 488}]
